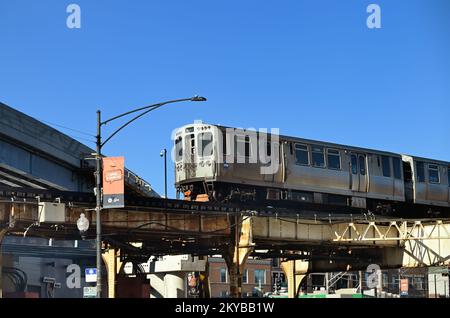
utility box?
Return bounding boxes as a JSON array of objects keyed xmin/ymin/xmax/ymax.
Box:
[{"xmin": 38, "ymin": 202, "xmax": 66, "ymax": 223}]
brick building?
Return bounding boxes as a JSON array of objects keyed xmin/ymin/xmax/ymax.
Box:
[{"xmin": 208, "ymin": 257, "xmax": 285, "ymax": 298}]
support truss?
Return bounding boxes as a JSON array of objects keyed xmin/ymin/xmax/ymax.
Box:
[{"xmin": 333, "ymin": 220, "xmax": 450, "ymax": 242}]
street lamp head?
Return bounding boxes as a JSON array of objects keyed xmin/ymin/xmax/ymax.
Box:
[
  {"xmin": 191, "ymin": 96, "xmax": 207, "ymax": 102},
  {"xmin": 160, "ymin": 149, "xmax": 166, "ymax": 157},
  {"xmin": 77, "ymin": 213, "xmax": 90, "ymax": 234}
]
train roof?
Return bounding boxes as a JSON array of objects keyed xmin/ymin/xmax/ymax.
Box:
[{"xmin": 181, "ymin": 122, "xmax": 450, "ymax": 165}]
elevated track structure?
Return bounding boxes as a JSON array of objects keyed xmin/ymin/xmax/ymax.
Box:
[{"xmin": 1, "ymin": 188, "xmax": 449, "ymax": 298}]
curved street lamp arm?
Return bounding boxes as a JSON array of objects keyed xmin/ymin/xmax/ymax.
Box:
[
  {"xmin": 101, "ymin": 97, "xmax": 196, "ymax": 126},
  {"xmin": 101, "ymin": 104, "xmax": 162, "ymax": 148}
]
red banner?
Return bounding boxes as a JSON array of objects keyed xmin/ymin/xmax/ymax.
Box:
[{"xmin": 102, "ymin": 157, "xmax": 125, "ymax": 209}]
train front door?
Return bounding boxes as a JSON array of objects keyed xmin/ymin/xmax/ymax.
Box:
[
  {"xmin": 185, "ymin": 133, "xmax": 196, "ymax": 179},
  {"xmin": 350, "ymin": 153, "xmax": 368, "ymax": 193}
]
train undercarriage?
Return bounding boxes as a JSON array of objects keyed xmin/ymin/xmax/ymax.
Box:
[{"xmin": 178, "ymin": 181, "xmax": 450, "ymax": 218}]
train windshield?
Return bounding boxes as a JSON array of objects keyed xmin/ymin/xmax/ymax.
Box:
[
  {"xmin": 175, "ymin": 136, "xmax": 183, "ymax": 161},
  {"xmin": 198, "ymin": 132, "xmax": 213, "ymax": 157}
]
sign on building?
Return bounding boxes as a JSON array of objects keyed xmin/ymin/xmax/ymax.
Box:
[
  {"xmin": 85, "ymin": 268, "xmax": 97, "ymax": 283},
  {"xmin": 400, "ymin": 278, "xmax": 408, "ymax": 296},
  {"xmin": 102, "ymin": 157, "xmax": 125, "ymax": 209},
  {"xmin": 83, "ymin": 286, "xmax": 97, "ymax": 298}
]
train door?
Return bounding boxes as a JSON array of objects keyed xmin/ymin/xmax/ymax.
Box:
[
  {"xmin": 263, "ymin": 141, "xmax": 280, "ymax": 183},
  {"xmin": 185, "ymin": 133, "xmax": 196, "ymax": 179},
  {"xmin": 350, "ymin": 153, "xmax": 368, "ymax": 193}
]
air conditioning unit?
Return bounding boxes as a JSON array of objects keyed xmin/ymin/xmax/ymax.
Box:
[{"xmin": 38, "ymin": 202, "xmax": 66, "ymax": 223}]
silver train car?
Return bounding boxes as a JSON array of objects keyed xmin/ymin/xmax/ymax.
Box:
[{"xmin": 174, "ymin": 122, "xmax": 450, "ymax": 216}]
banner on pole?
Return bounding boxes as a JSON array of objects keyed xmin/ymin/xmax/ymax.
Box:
[{"xmin": 102, "ymin": 157, "xmax": 125, "ymax": 209}]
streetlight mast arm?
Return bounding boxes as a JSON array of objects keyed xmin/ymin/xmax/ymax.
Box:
[
  {"xmin": 100, "ymin": 96, "xmax": 207, "ymax": 148},
  {"xmin": 101, "ymin": 104, "xmax": 161, "ymax": 148},
  {"xmin": 101, "ymin": 97, "xmax": 203, "ymax": 126}
]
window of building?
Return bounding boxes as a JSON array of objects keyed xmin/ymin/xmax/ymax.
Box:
[
  {"xmin": 382, "ymin": 273, "xmax": 389, "ymax": 288},
  {"xmin": 220, "ymin": 290, "xmax": 228, "ymax": 298},
  {"xmin": 413, "ymin": 276, "xmax": 424, "ymax": 290},
  {"xmin": 416, "ymin": 161, "xmax": 425, "ymax": 182},
  {"xmin": 236, "ymin": 136, "xmax": 252, "ymax": 158},
  {"xmin": 175, "ymin": 137, "xmax": 183, "ymax": 161},
  {"xmin": 392, "ymin": 275, "xmax": 399, "ymax": 290},
  {"xmin": 254, "ymin": 270, "xmax": 266, "ymax": 285},
  {"xmin": 382, "ymin": 156, "xmax": 391, "ymax": 177},
  {"xmin": 242, "ymin": 269, "xmax": 248, "ymax": 284},
  {"xmin": 220, "ymin": 268, "xmax": 227, "ymax": 283},
  {"xmin": 295, "ymin": 144, "xmax": 309, "ymax": 165},
  {"xmin": 359, "ymin": 155, "xmax": 366, "ymax": 175},
  {"xmin": 198, "ymin": 132, "xmax": 213, "ymax": 157},
  {"xmin": 428, "ymin": 165, "xmax": 440, "ymax": 183},
  {"xmin": 311, "ymin": 145, "xmax": 325, "ymax": 167},
  {"xmin": 393, "ymin": 157, "xmax": 402, "ymax": 179},
  {"xmin": 327, "ymin": 149, "xmax": 341, "ymax": 170}
]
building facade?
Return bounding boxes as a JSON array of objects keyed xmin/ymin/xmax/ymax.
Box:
[{"xmin": 208, "ymin": 257, "xmax": 285, "ymax": 298}]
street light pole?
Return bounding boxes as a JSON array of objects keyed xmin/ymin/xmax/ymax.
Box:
[
  {"xmin": 93, "ymin": 96, "xmax": 206, "ymax": 298},
  {"xmin": 160, "ymin": 149, "xmax": 167, "ymax": 198},
  {"xmin": 95, "ymin": 110, "xmax": 103, "ymax": 298}
]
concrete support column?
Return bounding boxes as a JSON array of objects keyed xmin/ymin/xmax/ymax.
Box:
[
  {"xmin": 225, "ymin": 256, "xmax": 242, "ymax": 298},
  {"xmin": 164, "ymin": 273, "xmax": 186, "ymax": 298},
  {"xmin": 281, "ymin": 259, "xmax": 309, "ymax": 298},
  {"xmin": 102, "ymin": 248, "xmax": 121, "ymax": 298},
  {"xmin": 225, "ymin": 215, "xmax": 253, "ymax": 298}
]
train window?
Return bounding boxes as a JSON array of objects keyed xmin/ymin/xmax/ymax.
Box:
[
  {"xmin": 327, "ymin": 149, "xmax": 341, "ymax": 170},
  {"xmin": 295, "ymin": 144, "xmax": 309, "ymax": 165},
  {"xmin": 448, "ymin": 168, "xmax": 450, "ymax": 187},
  {"xmin": 267, "ymin": 142, "xmax": 272, "ymax": 157},
  {"xmin": 312, "ymin": 146, "xmax": 325, "ymax": 167},
  {"xmin": 290, "ymin": 143, "xmax": 293, "ymax": 155},
  {"xmin": 428, "ymin": 165, "xmax": 440, "ymax": 183},
  {"xmin": 198, "ymin": 132, "xmax": 213, "ymax": 157},
  {"xmin": 416, "ymin": 161, "xmax": 425, "ymax": 182},
  {"xmin": 359, "ymin": 155, "xmax": 366, "ymax": 175},
  {"xmin": 381, "ymin": 156, "xmax": 391, "ymax": 178},
  {"xmin": 222, "ymin": 132, "xmax": 227, "ymax": 155},
  {"xmin": 393, "ymin": 157, "xmax": 402, "ymax": 179},
  {"xmin": 245, "ymin": 137, "xmax": 251, "ymax": 157},
  {"xmin": 236, "ymin": 136, "xmax": 252, "ymax": 157},
  {"xmin": 175, "ymin": 136, "xmax": 183, "ymax": 161},
  {"xmin": 351, "ymin": 155, "xmax": 358, "ymax": 174}
]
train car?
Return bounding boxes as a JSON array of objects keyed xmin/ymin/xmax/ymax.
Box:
[{"xmin": 174, "ymin": 122, "xmax": 450, "ymax": 216}]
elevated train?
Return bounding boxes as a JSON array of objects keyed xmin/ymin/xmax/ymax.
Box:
[{"xmin": 174, "ymin": 122, "xmax": 450, "ymax": 217}]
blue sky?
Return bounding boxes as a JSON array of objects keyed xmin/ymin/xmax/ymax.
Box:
[{"xmin": 1, "ymin": 0, "xmax": 449, "ymax": 197}]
